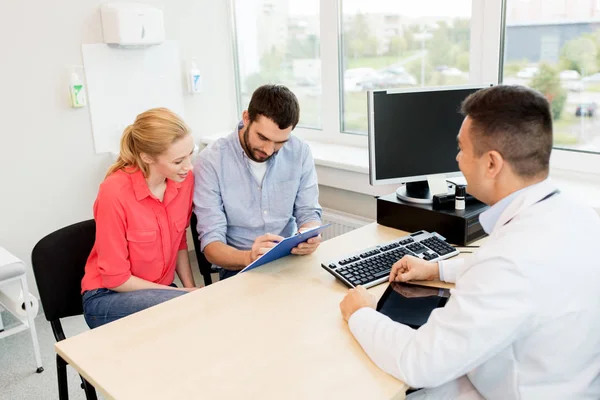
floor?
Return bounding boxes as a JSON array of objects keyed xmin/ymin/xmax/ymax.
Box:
[{"xmin": 0, "ymin": 253, "xmax": 216, "ymax": 400}]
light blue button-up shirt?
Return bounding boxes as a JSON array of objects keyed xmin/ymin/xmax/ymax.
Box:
[
  {"xmin": 478, "ymin": 180, "xmax": 548, "ymax": 234},
  {"xmin": 192, "ymin": 123, "xmax": 322, "ymax": 256}
]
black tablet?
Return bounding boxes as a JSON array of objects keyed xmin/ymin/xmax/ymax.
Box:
[{"xmin": 376, "ymin": 283, "xmax": 451, "ymax": 329}]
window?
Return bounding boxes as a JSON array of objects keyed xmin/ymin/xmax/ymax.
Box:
[
  {"xmin": 228, "ymin": 0, "xmax": 599, "ymax": 174},
  {"xmin": 232, "ymin": 0, "xmax": 322, "ymax": 129},
  {"xmin": 339, "ymin": 1, "xmax": 473, "ymax": 134},
  {"xmin": 502, "ymin": 0, "xmax": 600, "ymax": 154}
]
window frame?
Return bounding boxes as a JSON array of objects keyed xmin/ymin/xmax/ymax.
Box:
[{"xmin": 228, "ymin": 0, "xmax": 600, "ymax": 175}]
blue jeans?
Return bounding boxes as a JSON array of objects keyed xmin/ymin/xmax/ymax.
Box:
[
  {"xmin": 219, "ymin": 268, "xmax": 239, "ymax": 280},
  {"xmin": 82, "ymin": 285, "xmax": 186, "ymax": 329}
]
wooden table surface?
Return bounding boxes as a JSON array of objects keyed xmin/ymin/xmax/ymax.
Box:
[{"xmin": 56, "ymin": 223, "xmax": 460, "ymax": 400}]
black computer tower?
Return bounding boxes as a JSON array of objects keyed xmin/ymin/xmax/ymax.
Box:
[{"xmin": 376, "ymin": 193, "xmax": 489, "ymax": 246}]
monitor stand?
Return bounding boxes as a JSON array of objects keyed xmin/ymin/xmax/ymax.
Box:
[{"xmin": 396, "ymin": 176, "xmax": 449, "ymax": 205}]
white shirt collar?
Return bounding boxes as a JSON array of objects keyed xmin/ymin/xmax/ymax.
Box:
[{"xmin": 479, "ymin": 180, "xmax": 549, "ymax": 234}]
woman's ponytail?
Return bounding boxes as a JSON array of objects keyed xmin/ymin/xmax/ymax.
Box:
[
  {"xmin": 105, "ymin": 125, "xmax": 139, "ymax": 178},
  {"xmin": 103, "ymin": 108, "xmax": 189, "ymax": 180}
]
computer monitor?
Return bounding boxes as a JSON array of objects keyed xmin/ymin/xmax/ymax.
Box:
[{"xmin": 368, "ymin": 84, "xmax": 492, "ymax": 204}]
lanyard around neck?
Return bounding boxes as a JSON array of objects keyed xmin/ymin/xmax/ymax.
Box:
[{"xmin": 504, "ymin": 189, "xmax": 560, "ymax": 226}]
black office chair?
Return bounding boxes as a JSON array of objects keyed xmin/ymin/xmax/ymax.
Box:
[
  {"xmin": 190, "ymin": 212, "xmax": 217, "ymax": 286},
  {"xmin": 31, "ymin": 220, "xmax": 98, "ymax": 400}
]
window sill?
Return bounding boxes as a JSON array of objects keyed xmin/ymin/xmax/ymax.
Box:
[
  {"xmin": 197, "ymin": 134, "xmax": 397, "ymax": 197},
  {"xmin": 197, "ymin": 135, "xmax": 600, "ymax": 212},
  {"xmin": 197, "ymin": 133, "xmax": 369, "ymax": 173},
  {"xmin": 308, "ymin": 142, "xmax": 600, "ymax": 210}
]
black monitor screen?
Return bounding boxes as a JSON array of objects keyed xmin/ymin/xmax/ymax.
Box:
[{"xmin": 372, "ymin": 87, "xmax": 485, "ymax": 181}]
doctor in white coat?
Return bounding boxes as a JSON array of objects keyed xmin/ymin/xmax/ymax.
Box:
[{"xmin": 340, "ymin": 85, "xmax": 600, "ymax": 399}]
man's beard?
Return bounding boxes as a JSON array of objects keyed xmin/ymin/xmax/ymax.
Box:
[{"xmin": 243, "ymin": 124, "xmax": 271, "ymax": 162}]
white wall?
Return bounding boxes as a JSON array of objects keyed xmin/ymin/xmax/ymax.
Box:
[
  {"xmin": 0, "ymin": 0, "xmax": 236, "ymax": 296},
  {"xmin": 318, "ymin": 186, "xmax": 377, "ymax": 220}
]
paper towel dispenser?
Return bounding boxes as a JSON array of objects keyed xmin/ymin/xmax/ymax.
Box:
[{"xmin": 100, "ymin": 3, "xmax": 165, "ymax": 46}]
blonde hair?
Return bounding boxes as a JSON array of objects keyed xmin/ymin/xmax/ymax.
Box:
[{"xmin": 105, "ymin": 108, "xmax": 190, "ymax": 178}]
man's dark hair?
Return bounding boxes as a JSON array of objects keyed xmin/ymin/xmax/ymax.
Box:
[
  {"xmin": 248, "ymin": 84, "xmax": 300, "ymax": 130},
  {"xmin": 461, "ymin": 85, "xmax": 553, "ymax": 178}
]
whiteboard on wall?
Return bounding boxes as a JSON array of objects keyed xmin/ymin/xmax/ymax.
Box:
[{"xmin": 82, "ymin": 41, "xmax": 185, "ymax": 154}]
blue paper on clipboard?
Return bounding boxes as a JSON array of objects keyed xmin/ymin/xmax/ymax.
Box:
[{"xmin": 240, "ymin": 224, "xmax": 332, "ymax": 273}]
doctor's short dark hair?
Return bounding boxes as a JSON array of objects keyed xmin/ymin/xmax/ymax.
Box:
[
  {"xmin": 247, "ymin": 84, "xmax": 300, "ymax": 130},
  {"xmin": 461, "ymin": 85, "xmax": 553, "ymax": 178}
]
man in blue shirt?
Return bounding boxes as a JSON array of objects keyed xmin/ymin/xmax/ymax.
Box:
[{"xmin": 193, "ymin": 85, "xmax": 323, "ymax": 280}]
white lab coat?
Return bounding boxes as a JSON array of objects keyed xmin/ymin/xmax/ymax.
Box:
[{"xmin": 349, "ymin": 180, "xmax": 600, "ymax": 399}]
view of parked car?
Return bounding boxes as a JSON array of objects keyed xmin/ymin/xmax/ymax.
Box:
[
  {"xmin": 559, "ymin": 70, "xmax": 581, "ymax": 81},
  {"xmin": 516, "ymin": 66, "xmax": 539, "ymax": 79},
  {"xmin": 344, "ymin": 68, "xmax": 378, "ymax": 92},
  {"xmin": 382, "ymin": 65, "xmax": 418, "ymax": 85},
  {"xmin": 436, "ymin": 65, "xmax": 465, "ymax": 77},
  {"xmin": 360, "ymin": 68, "xmax": 417, "ymax": 90},
  {"xmin": 344, "ymin": 65, "xmax": 417, "ymax": 91}
]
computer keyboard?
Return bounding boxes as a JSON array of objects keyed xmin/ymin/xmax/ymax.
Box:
[{"xmin": 321, "ymin": 230, "xmax": 459, "ymax": 289}]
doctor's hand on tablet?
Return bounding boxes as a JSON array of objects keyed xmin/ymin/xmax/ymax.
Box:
[{"xmin": 389, "ymin": 255, "xmax": 440, "ymax": 283}]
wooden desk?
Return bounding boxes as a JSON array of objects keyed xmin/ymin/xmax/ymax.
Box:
[{"xmin": 56, "ymin": 223, "xmax": 455, "ymax": 399}]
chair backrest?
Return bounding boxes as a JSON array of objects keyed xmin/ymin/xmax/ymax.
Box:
[
  {"xmin": 31, "ymin": 220, "xmax": 96, "ymax": 322},
  {"xmin": 190, "ymin": 212, "xmax": 214, "ymax": 284}
]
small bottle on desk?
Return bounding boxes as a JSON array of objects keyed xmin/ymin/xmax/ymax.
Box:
[{"xmin": 455, "ymin": 185, "xmax": 466, "ymax": 210}]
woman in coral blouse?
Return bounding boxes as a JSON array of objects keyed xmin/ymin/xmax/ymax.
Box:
[{"xmin": 81, "ymin": 108, "xmax": 197, "ymax": 329}]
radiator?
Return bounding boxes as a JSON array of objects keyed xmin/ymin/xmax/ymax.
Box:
[{"xmin": 321, "ymin": 208, "xmax": 373, "ymax": 241}]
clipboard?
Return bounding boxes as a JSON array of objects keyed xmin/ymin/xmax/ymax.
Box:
[{"xmin": 240, "ymin": 224, "xmax": 332, "ymax": 273}]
